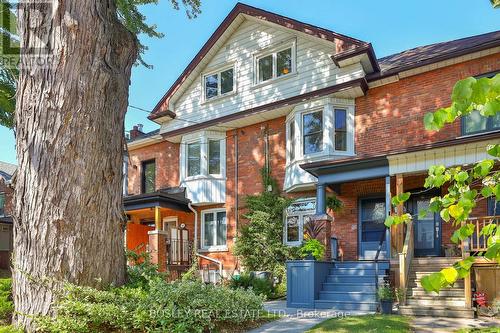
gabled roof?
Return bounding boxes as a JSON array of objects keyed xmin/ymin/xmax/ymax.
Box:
[
  {"xmin": 0, "ymin": 161, "xmax": 16, "ymax": 181},
  {"xmin": 368, "ymin": 30, "xmax": 500, "ymax": 81},
  {"xmin": 149, "ymin": 2, "xmax": 373, "ymax": 121}
]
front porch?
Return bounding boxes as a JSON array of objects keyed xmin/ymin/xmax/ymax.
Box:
[{"xmin": 123, "ymin": 188, "xmax": 195, "ymax": 279}]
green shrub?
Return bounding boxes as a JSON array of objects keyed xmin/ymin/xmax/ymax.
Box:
[
  {"xmin": 230, "ymin": 273, "xmax": 274, "ymax": 299},
  {"xmin": 0, "ymin": 325, "xmax": 23, "ymax": 333},
  {"xmin": 0, "ymin": 279, "xmax": 13, "ymax": 323},
  {"xmin": 36, "ymin": 278, "xmax": 265, "ymax": 333},
  {"xmin": 299, "ymin": 239, "xmax": 325, "ymax": 260},
  {"xmin": 126, "ymin": 249, "xmax": 167, "ymax": 289}
]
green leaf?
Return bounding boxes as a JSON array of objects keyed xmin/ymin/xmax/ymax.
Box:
[
  {"xmin": 481, "ymin": 224, "xmax": 497, "ymax": 236},
  {"xmin": 451, "ymin": 77, "xmax": 475, "ymax": 104},
  {"xmin": 419, "ymin": 209, "xmax": 430, "ymax": 219},
  {"xmin": 481, "ymin": 99, "xmax": 500, "ymax": 117},
  {"xmin": 424, "ymin": 112, "xmax": 439, "ymax": 131},
  {"xmin": 391, "ymin": 192, "xmax": 411, "ymax": 206},
  {"xmin": 454, "ymin": 171, "xmax": 469, "ymax": 183},
  {"xmin": 449, "ymin": 205, "xmax": 464, "ymax": 219},
  {"xmin": 384, "ymin": 216, "xmax": 395, "ymax": 228},
  {"xmin": 441, "ymin": 267, "xmax": 458, "ymax": 284},
  {"xmin": 474, "ymin": 160, "xmax": 494, "ymax": 178},
  {"xmin": 481, "ymin": 187, "xmax": 494, "ymax": 198},
  {"xmin": 440, "ymin": 208, "xmax": 450, "ymax": 222},
  {"xmin": 487, "ymin": 144, "xmax": 500, "ymax": 158}
]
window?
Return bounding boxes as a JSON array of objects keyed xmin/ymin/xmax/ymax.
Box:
[
  {"xmin": 141, "ymin": 160, "xmax": 156, "ymax": 194},
  {"xmin": 256, "ymin": 46, "xmax": 294, "ymax": 83},
  {"xmin": 303, "ymin": 110, "xmax": 323, "ymax": 154},
  {"xmin": 208, "ymin": 140, "xmax": 221, "ymax": 175},
  {"xmin": 334, "ymin": 109, "xmax": 347, "ymax": 151},
  {"xmin": 202, "ymin": 209, "xmax": 227, "ymax": 250},
  {"xmin": 462, "ymin": 110, "xmax": 500, "ymax": 135},
  {"xmin": 204, "ymin": 67, "xmax": 234, "ymax": 100},
  {"xmin": 289, "ymin": 121, "xmax": 295, "ymax": 161},
  {"xmin": 284, "ymin": 199, "xmax": 316, "ymax": 246},
  {"xmin": 187, "ymin": 142, "xmax": 201, "ymax": 177},
  {"xmin": 0, "ymin": 193, "xmax": 4, "ymax": 217}
]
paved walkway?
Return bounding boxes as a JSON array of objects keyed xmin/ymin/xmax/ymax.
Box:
[
  {"xmin": 411, "ymin": 316, "xmax": 500, "ymax": 333},
  {"xmin": 247, "ymin": 301, "xmax": 371, "ymax": 333}
]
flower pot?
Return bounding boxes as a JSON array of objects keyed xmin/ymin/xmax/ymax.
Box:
[{"xmin": 380, "ymin": 300, "xmax": 393, "ymax": 314}]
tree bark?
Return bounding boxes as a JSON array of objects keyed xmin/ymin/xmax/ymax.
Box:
[{"xmin": 13, "ymin": 1, "xmax": 137, "ymax": 330}]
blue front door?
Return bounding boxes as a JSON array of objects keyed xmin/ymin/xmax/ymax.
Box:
[
  {"xmin": 408, "ymin": 196, "xmax": 441, "ymax": 257},
  {"xmin": 359, "ymin": 197, "xmax": 387, "ymax": 260}
]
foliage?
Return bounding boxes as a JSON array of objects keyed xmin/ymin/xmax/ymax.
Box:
[
  {"xmin": 377, "ymin": 284, "xmax": 395, "ymax": 302},
  {"xmin": 0, "ymin": 279, "xmax": 12, "ymax": 324},
  {"xmin": 229, "ymin": 273, "xmax": 274, "ymax": 299},
  {"xmin": 385, "ymin": 74, "xmax": 500, "ymax": 293},
  {"xmin": 125, "ymin": 249, "xmax": 167, "ymax": 289},
  {"xmin": 234, "ymin": 168, "xmax": 297, "ymax": 273},
  {"xmin": 490, "ymin": 0, "xmax": 500, "ymax": 9},
  {"xmin": 303, "ymin": 218, "xmax": 324, "ymax": 240},
  {"xmin": 306, "ymin": 314, "xmax": 411, "ymax": 333},
  {"xmin": 326, "ymin": 194, "xmax": 344, "ymax": 212},
  {"xmin": 299, "ymin": 239, "xmax": 325, "ymax": 260},
  {"xmin": 0, "ymin": 325, "xmax": 23, "ymax": 333},
  {"xmin": 0, "ymin": 1, "xmax": 18, "ymax": 129}
]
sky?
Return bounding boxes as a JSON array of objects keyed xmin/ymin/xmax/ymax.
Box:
[{"xmin": 0, "ymin": 0, "xmax": 499, "ymax": 165}]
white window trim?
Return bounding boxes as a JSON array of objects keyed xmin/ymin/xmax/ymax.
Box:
[
  {"xmin": 200, "ymin": 208, "xmax": 228, "ymax": 252},
  {"xmin": 180, "ymin": 131, "xmax": 226, "ymax": 182},
  {"xmin": 286, "ymin": 98, "xmax": 355, "ymax": 166},
  {"xmin": 201, "ymin": 64, "xmax": 237, "ymax": 103},
  {"xmin": 253, "ymin": 40, "xmax": 297, "ymax": 86},
  {"xmin": 283, "ymin": 198, "xmax": 316, "ymax": 246}
]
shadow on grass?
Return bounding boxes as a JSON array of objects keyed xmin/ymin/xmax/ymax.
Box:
[{"xmin": 306, "ymin": 314, "xmax": 411, "ymax": 333}]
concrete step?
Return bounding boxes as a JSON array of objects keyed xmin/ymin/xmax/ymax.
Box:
[
  {"xmin": 318, "ymin": 291, "xmax": 377, "ymax": 302},
  {"xmin": 408, "ymin": 280, "xmax": 464, "ymax": 288},
  {"xmin": 399, "ymin": 305, "xmax": 474, "ymax": 318},
  {"xmin": 314, "ymin": 300, "xmax": 378, "ymax": 311},
  {"xmin": 334, "ymin": 261, "xmax": 390, "ymax": 270},
  {"xmin": 408, "ymin": 288, "xmax": 465, "ymax": 297},
  {"xmin": 322, "ymin": 282, "xmax": 376, "ymax": 292},
  {"xmin": 406, "ymin": 297, "xmax": 466, "ymax": 307},
  {"xmin": 412, "ymin": 257, "xmax": 461, "ymax": 264},
  {"xmin": 325, "ymin": 275, "xmax": 382, "ymax": 284}
]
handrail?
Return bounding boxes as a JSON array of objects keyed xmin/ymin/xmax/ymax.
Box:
[
  {"xmin": 464, "ymin": 216, "xmax": 500, "ymax": 252},
  {"xmin": 374, "ymin": 229, "xmax": 387, "ymax": 302},
  {"xmin": 398, "ymin": 221, "xmax": 414, "ymax": 304}
]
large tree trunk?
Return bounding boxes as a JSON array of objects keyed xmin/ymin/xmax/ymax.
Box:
[{"xmin": 13, "ymin": 1, "xmax": 137, "ymax": 330}]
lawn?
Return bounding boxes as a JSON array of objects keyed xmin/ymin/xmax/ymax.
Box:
[
  {"xmin": 306, "ymin": 314, "xmax": 411, "ymax": 333},
  {"xmin": 455, "ymin": 328, "xmax": 500, "ymax": 333}
]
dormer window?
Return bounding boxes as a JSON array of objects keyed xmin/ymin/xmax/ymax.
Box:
[
  {"xmin": 203, "ymin": 67, "xmax": 234, "ymax": 101},
  {"xmin": 256, "ymin": 43, "xmax": 295, "ymax": 84}
]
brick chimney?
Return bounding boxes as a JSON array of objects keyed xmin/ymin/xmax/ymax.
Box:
[{"xmin": 129, "ymin": 124, "xmax": 144, "ymax": 139}]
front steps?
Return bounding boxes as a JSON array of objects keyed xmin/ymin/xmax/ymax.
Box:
[
  {"xmin": 314, "ymin": 261, "xmax": 389, "ymax": 312},
  {"xmin": 399, "ymin": 257, "xmax": 474, "ymax": 318}
]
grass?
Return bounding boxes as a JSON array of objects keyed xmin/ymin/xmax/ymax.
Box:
[
  {"xmin": 306, "ymin": 314, "xmax": 412, "ymax": 333},
  {"xmin": 455, "ymin": 328, "xmax": 500, "ymax": 333}
]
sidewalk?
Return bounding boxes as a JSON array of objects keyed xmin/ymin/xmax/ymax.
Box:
[{"xmin": 248, "ymin": 300, "xmax": 371, "ymax": 333}]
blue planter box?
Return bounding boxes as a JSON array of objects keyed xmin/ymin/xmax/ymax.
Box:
[{"xmin": 286, "ymin": 260, "xmax": 332, "ymax": 308}]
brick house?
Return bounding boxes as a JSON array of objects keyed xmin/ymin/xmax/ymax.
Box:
[
  {"xmin": 124, "ymin": 3, "xmax": 499, "ymax": 315},
  {"xmin": 0, "ymin": 161, "xmax": 16, "ymax": 270}
]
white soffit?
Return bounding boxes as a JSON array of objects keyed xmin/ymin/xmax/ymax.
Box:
[{"xmin": 387, "ymin": 138, "xmax": 500, "ymax": 175}]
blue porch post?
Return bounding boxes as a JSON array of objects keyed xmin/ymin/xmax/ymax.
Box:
[
  {"xmin": 316, "ymin": 183, "xmax": 327, "ymax": 216},
  {"xmin": 385, "ymin": 175, "xmax": 392, "ymax": 258}
]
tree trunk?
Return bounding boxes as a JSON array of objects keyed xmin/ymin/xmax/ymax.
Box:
[{"xmin": 13, "ymin": 1, "xmax": 137, "ymax": 330}]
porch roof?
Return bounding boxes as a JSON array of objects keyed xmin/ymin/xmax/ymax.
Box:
[{"xmin": 123, "ymin": 190, "xmax": 191, "ymax": 213}]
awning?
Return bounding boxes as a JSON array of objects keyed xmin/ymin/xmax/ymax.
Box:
[{"xmin": 123, "ymin": 187, "xmax": 192, "ymax": 213}]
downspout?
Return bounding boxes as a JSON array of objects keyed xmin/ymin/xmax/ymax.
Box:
[
  {"xmin": 234, "ymin": 131, "xmax": 239, "ymax": 236},
  {"xmin": 188, "ymin": 203, "xmax": 223, "ymax": 281}
]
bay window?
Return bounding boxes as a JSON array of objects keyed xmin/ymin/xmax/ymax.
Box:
[
  {"xmin": 256, "ymin": 43, "xmax": 295, "ymax": 84},
  {"xmin": 203, "ymin": 67, "xmax": 234, "ymax": 101},
  {"xmin": 208, "ymin": 140, "xmax": 221, "ymax": 175},
  {"xmin": 334, "ymin": 109, "xmax": 347, "ymax": 151},
  {"xmin": 181, "ymin": 131, "xmax": 226, "ymax": 180},
  {"xmin": 303, "ymin": 110, "xmax": 323, "ymax": 154},
  {"xmin": 201, "ymin": 209, "xmax": 227, "ymax": 250},
  {"xmin": 187, "ymin": 142, "xmax": 201, "ymax": 177}
]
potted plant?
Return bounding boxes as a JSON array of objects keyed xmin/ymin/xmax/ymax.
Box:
[
  {"xmin": 378, "ymin": 284, "xmax": 395, "ymax": 314},
  {"xmin": 299, "ymin": 239, "xmax": 325, "ymax": 260}
]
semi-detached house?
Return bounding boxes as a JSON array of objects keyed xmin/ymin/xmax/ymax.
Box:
[{"xmin": 124, "ymin": 3, "xmax": 500, "ymax": 316}]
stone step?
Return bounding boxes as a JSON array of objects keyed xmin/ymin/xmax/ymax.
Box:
[
  {"xmin": 406, "ymin": 297, "xmax": 466, "ymax": 307},
  {"xmin": 408, "ymin": 288, "xmax": 465, "ymax": 297},
  {"xmin": 322, "ymin": 282, "xmax": 376, "ymax": 292},
  {"xmin": 318, "ymin": 291, "xmax": 377, "ymax": 302},
  {"xmin": 399, "ymin": 305, "xmax": 474, "ymax": 318},
  {"xmin": 314, "ymin": 300, "xmax": 378, "ymax": 311},
  {"xmin": 408, "ymin": 280, "xmax": 464, "ymax": 288}
]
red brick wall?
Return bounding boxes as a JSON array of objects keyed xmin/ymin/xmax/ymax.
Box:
[
  {"xmin": 355, "ymin": 53, "xmax": 500, "ymax": 157},
  {"xmin": 127, "ymin": 141, "xmax": 180, "ymax": 195},
  {"xmin": 0, "ymin": 178, "xmax": 13, "ymax": 216}
]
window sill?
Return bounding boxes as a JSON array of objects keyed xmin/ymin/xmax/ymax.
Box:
[
  {"xmin": 198, "ymin": 246, "xmax": 228, "ymax": 253},
  {"xmin": 457, "ymin": 129, "xmax": 500, "ymax": 139},
  {"xmin": 286, "ymin": 151, "xmax": 356, "ymax": 168},
  {"xmin": 251, "ymin": 71, "xmax": 297, "ymax": 90},
  {"xmin": 200, "ymin": 91, "xmax": 237, "ymax": 105},
  {"xmin": 182, "ymin": 175, "xmax": 225, "ymax": 182}
]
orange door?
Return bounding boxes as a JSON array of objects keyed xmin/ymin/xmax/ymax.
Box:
[{"xmin": 126, "ymin": 223, "xmax": 154, "ymax": 253}]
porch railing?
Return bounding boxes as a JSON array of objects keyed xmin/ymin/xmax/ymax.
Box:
[
  {"xmin": 464, "ymin": 216, "xmax": 500, "ymax": 253},
  {"xmin": 398, "ymin": 220, "xmax": 414, "ymax": 304},
  {"xmin": 166, "ymin": 239, "xmax": 192, "ymax": 266}
]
